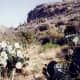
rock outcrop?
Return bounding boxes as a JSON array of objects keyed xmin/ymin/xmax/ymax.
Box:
[
  {"xmin": 21, "ymin": 0, "xmax": 79, "ymax": 44},
  {"xmin": 27, "ymin": 0, "xmax": 80, "ymax": 23}
]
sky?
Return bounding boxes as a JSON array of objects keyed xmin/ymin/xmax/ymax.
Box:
[{"xmin": 0, "ymin": 0, "xmax": 62, "ymax": 27}]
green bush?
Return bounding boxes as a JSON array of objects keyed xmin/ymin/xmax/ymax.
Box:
[{"xmin": 42, "ymin": 42, "xmax": 59, "ymax": 51}]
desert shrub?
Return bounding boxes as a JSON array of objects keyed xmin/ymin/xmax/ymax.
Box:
[
  {"xmin": 17, "ymin": 30, "xmax": 35, "ymax": 44},
  {"xmin": 37, "ymin": 30, "xmax": 49, "ymax": 38},
  {"xmin": 48, "ymin": 28, "xmax": 64, "ymax": 39},
  {"xmin": 74, "ymin": 16, "xmax": 80, "ymax": 21},
  {"xmin": 41, "ymin": 42, "xmax": 59, "ymax": 51},
  {"xmin": 24, "ymin": 31, "xmax": 35, "ymax": 44},
  {"xmin": 39, "ymin": 18, "xmax": 46, "ymax": 23}
]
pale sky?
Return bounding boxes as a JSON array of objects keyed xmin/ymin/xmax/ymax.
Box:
[{"xmin": 0, "ymin": 0, "xmax": 62, "ymax": 27}]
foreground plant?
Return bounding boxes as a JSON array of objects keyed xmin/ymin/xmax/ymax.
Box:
[{"xmin": 0, "ymin": 41, "xmax": 29, "ymax": 80}]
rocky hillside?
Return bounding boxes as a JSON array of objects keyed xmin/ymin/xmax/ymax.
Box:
[
  {"xmin": 27, "ymin": 0, "xmax": 80, "ymax": 23},
  {"xmin": 0, "ymin": 0, "xmax": 80, "ymax": 44},
  {"xmin": 17, "ymin": 0, "xmax": 80, "ymax": 44}
]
